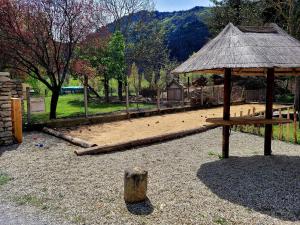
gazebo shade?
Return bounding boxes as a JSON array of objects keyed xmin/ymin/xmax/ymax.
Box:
[{"xmin": 172, "ymin": 23, "xmax": 300, "ymax": 76}]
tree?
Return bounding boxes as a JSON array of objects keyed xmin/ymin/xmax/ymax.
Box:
[
  {"xmin": 105, "ymin": 31, "xmax": 126, "ymax": 101},
  {"xmin": 74, "ymin": 30, "xmax": 111, "ymax": 102},
  {"xmin": 208, "ymin": 0, "xmax": 264, "ymax": 35},
  {"xmin": 262, "ymin": 0, "xmax": 300, "ymax": 118},
  {"xmin": 128, "ymin": 63, "xmax": 140, "ymax": 108},
  {"xmin": 0, "ymin": 0, "xmax": 103, "ymax": 119}
]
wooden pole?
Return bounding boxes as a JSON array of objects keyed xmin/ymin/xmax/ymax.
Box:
[
  {"xmin": 294, "ymin": 109, "xmax": 298, "ymax": 144},
  {"xmin": 126, "ymin": 85, "xmax": 130, "ymax": 116},
  {"xmin": 84, "ymin": 75, "xmax": 88, "ymax": 118},
  {"xmin": 264, "ymin": 68, "xmax": 274, "ymax": 156},
  {"xmin": 279, "ymin": 109, "xmax": 283, "ymax": 141},
  {"xmin": 187, "ymin": 76, "xmax": 190, "ymax": 98},
  {"xmin": 11, "ymin": 98, "xmax": 22, "ymax": 143},
  {"xmin": 26, "ymin": 87, "xmax": 31, "ymax": 124},
  {"xmin": 287, "ymin": 108, "xmax": 290, "ymax": 142},
  {"xmin": 222, "ymin": 68, "xmax": 231, "ymax": 159}
]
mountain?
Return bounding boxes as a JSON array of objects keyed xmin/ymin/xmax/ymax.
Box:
[{"xmin": 106, "ymin": 6, "xmax": 211, "ymax": 62}]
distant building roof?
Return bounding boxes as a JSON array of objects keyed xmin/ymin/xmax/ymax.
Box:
[{"xmin": 172, "ymin": 23, "xmax": 300, "ymax": 76}]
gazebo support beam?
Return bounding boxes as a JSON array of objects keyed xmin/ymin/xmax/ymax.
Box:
[
  {"xmin": 264, "ymin": 68, "xmax": 275, "ymax": 156},
  {"xmin": 222, "ymin": 68, "xmax": 232, "ymax": 159}
]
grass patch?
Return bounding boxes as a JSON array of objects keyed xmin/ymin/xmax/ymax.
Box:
[
  {"xmin": 24, "ymin": 94, "xmax": 155, "ymax": 123},
  {"xmin": 235, "ymin": 122, "xmax": 300, "ymax": 144},
  {"xmin": 71, "ymin": 215, "xmax": 86, "ymax": 224},
  {"xmin": 214, "ymin": 217, "xmax": 228, "ymax": 225},
  {"xmin": 14, "ymin": 194, "xmax": 48, "ymax": 210},
  {"xmin": 0, "ymin": 172, "xmax": 12, "ymax": 186},
  {"xmin": 208, "ymin": 151, "xmax": 223, "ymax": 159}
]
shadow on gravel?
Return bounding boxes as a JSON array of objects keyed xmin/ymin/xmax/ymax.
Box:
[
  {"xmin": 197, "ymin": 155, "xmax": 300, "ymax": 221},
  {"xmin": 126, "ymin": 198, "xmax": 154, "ymax": 215},
  {"xmin": 0, "ymin": 144, "xmax": 20, "ymax": 157}
]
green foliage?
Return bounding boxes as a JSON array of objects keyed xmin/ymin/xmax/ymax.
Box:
[
  {"xmin": 26, "ymin": 76, "xmax": 48, "ymax": 96},
  {"xmin": 110, "ymin": 7, "xmax": 211, "ymax": 61},
  {"xmin": 208, "ymin": 0, "xmax": 265, "ymax": 35},
  {"xmin": 0, "ymin": 172, "xmax": 12, "ymax": 186},
  {"xmin": 128, "ymin": 63, "xmax": 140, "ymax": 96},
  {"xmin": 105, "ymin": 31, "xmax": 126, "ymax": 83},
  {"xmin": 127, "ymin": 20, "xmax": 170, "ymax": 81}
]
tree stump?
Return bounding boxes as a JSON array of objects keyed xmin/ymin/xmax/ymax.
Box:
[{"xmin": 124, "ymin": 167, "xmax": 148, "ymax": 203}]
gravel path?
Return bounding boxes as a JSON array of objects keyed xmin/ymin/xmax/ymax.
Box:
[
  {"xmin": 0, "ymin": 203, "xmax": 73, "ymax": 225},
  {"xmin": 0, "ymin": 129, "xmax": 299, "ymax": 225}
]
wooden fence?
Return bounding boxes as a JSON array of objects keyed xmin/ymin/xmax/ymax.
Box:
[{"xmin": 232, "ymin": 106, "xmax": 298, "ymax": 144}]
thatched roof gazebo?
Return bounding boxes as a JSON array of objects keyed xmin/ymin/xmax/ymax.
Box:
[{"xmin": 172, "ymin": 23, "xmax": 300, "ymax": 158}]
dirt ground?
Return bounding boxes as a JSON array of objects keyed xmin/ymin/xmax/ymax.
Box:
[{"xmin": 60, "ymin": 104, "xmax": 286, "ymax": 146}]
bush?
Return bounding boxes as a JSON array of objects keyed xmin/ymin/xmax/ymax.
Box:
[{"xmin": 140, "ymin": 88, "xmax": 157, "ymax": 98}]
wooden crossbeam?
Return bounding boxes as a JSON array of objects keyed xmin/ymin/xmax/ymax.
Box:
[{"xmin": 206, "ymin": 117, "xmax": 291, "ymax": 126}]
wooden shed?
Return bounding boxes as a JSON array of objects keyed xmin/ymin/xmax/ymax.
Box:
[
  {"xmin": 167, "ymin": 79, "xmax": 184, "ymax": 102},
  {"xmin": 172, "ymin": 23, "xmax": 300, "ymax": 158}
]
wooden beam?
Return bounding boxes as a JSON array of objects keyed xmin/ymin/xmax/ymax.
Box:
[
  {"xmin": 222, "ymin": 68, "xmax": 231, "ymax": 159},
  {"xmin": 206, "ymin": 117, "xmax": 291, "ymax": 126},
  {"xmin": 264, "ymin": 68, "xmax": 275, "ymax": 156}
]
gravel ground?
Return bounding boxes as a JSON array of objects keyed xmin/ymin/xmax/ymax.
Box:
[{"xmin": 0, "ymin": 129, "xmax": 299, "ymax": 225}]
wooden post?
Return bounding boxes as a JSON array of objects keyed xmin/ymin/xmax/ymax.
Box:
[
  {"xmin": 157, "ymin": 88, "xmax": 160, "ymax": 111},
  {"xmin": 264, "ymin": 68, "xmax": 274, "ymax": 156},
  {"xmin": 124, "ymin": 167, "xmax": 148, "ymax": 203},
  {"xmin": 126, "ymin": 85, "xmax": 130, "ymax": 116},
  {"xmin": 279, "ymin": 109, "xmax": 283, "ymax": 141},
  {"xmin": 84, "ymin": 75, "xmax": 88, "ymax": 118},
  {"xmin": 201, "ymin": 87, "xmax": 204, "ymax": 106},
  {"xmin": 287, "ymin": 108, "xmax": 290, "ymax": 142},
  {"xmin": 11, "ymin": 98, "xmax": 22, "ymax": 143},
  {"xmin": 26, "ymin": 87, "xmax": 31, "ymax": 124},
  {"xmin": 222, "ymin": 68, "xmax": 231, "ymax": 159},
  {"xmin": 294, "ymin": 109, "xmax": 298, "ymax": 144},
  {"xmin": 187, "ymin": 76, "xmax": 190, "ymax": 98}
]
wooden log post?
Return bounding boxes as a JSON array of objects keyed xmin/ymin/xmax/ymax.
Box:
[
  {"xmin": 264, "ymin": 68, "xmax": 275, "ymax": 156},
  {"xmin": 84, "ymin": 75, "xmax": 88, "ymax": 118},
  {"xmin": 287, "ymin": 108, "xmax": 290, "ymax": 142},
  {"xmin": 11, "ymin": 98, "xmax": 22, "ymax": 143},
  {"xmin": 222, "ymin": 68, "xmax": 231, "ymax": 159},
  {"xmin": 126, "ymin": 84, "xmax": 130, "ymax": 117},
  {"xmin": 124, "ymin": 167, "xmax": 148, "ymax": 203},
  {"xmin": 294, "ymin": 109, "xmax": 298, "ymax": 144},
  {"xmin": 279, "ymin": 109, "xmax": 283, "ymax": 141},
  {"xmin": 26, "ymin": 87, "xmax": 31, "ymax": 124}
]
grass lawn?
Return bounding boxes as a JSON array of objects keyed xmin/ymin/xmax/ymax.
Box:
[
  {"xmin": 25, "ymin": 94, "xmax": 154, "ymax": 123},
  {"xmin": 236, "ymin": 122, "xmax": 300, "ymax": 144},
  {"xmin": 272, "ymin": 123, "xmax": 300, "ymax": 144}
]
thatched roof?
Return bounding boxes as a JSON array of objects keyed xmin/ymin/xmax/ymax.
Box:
[{"xmin": 172, "ymin": 23, "xmax": 300, "ymax": 76}]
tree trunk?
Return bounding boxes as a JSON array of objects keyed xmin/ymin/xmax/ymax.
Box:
[
  {"xmin": 157, "ymin": 88, "xmax": 160, "ymax": 111},
  {"xmin": 50, "ymin": 89, "xmax": 60, "ymax": 119},
  {"xmin": 104, "ymin": 76, "xmax": 109, "ymax": 103},
  {"xmin": 118, "ymin": 80, "xmax": 123, "ymax": 101}
]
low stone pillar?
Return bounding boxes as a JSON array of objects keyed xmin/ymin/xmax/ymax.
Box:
[
  {"xmin": 0, "ymin": 72, "xmax": 13, "ymax": 145},
  {"xmin": 124, "ymin": 167, "xmax": 148, "ymax": 203}
]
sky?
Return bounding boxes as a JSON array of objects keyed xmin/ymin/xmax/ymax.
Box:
[{"xmin": 155, "ymin": 0, "xmax": 212, "ymax": 12}]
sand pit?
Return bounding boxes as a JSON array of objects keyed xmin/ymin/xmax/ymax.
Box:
[{"xmin": 59, "ymin": 104, "xmax": 287, "ymax": 147}]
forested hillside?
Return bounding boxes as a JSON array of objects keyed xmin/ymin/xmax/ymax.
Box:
[{"xmin": 106, "ymin": 6, "xmax": 211, "ymax": 62}]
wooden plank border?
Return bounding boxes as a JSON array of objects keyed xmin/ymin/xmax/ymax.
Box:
[
  {"xmin": 74, "ymin": 125, "xmax": 218, "ymax": 156},
  {"xmin": 43, "ymin": 127, "xmax": 97, "ymax": 148}
]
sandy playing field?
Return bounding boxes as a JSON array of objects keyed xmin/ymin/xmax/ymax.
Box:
[{"xmin": 60, "ymin": 104, "xmax": 286, "ymax": 146}]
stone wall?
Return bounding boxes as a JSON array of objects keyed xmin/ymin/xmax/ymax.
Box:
[{"xmin": 0, "ymin": 72, "xmax": 23, "ymax": 145}]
